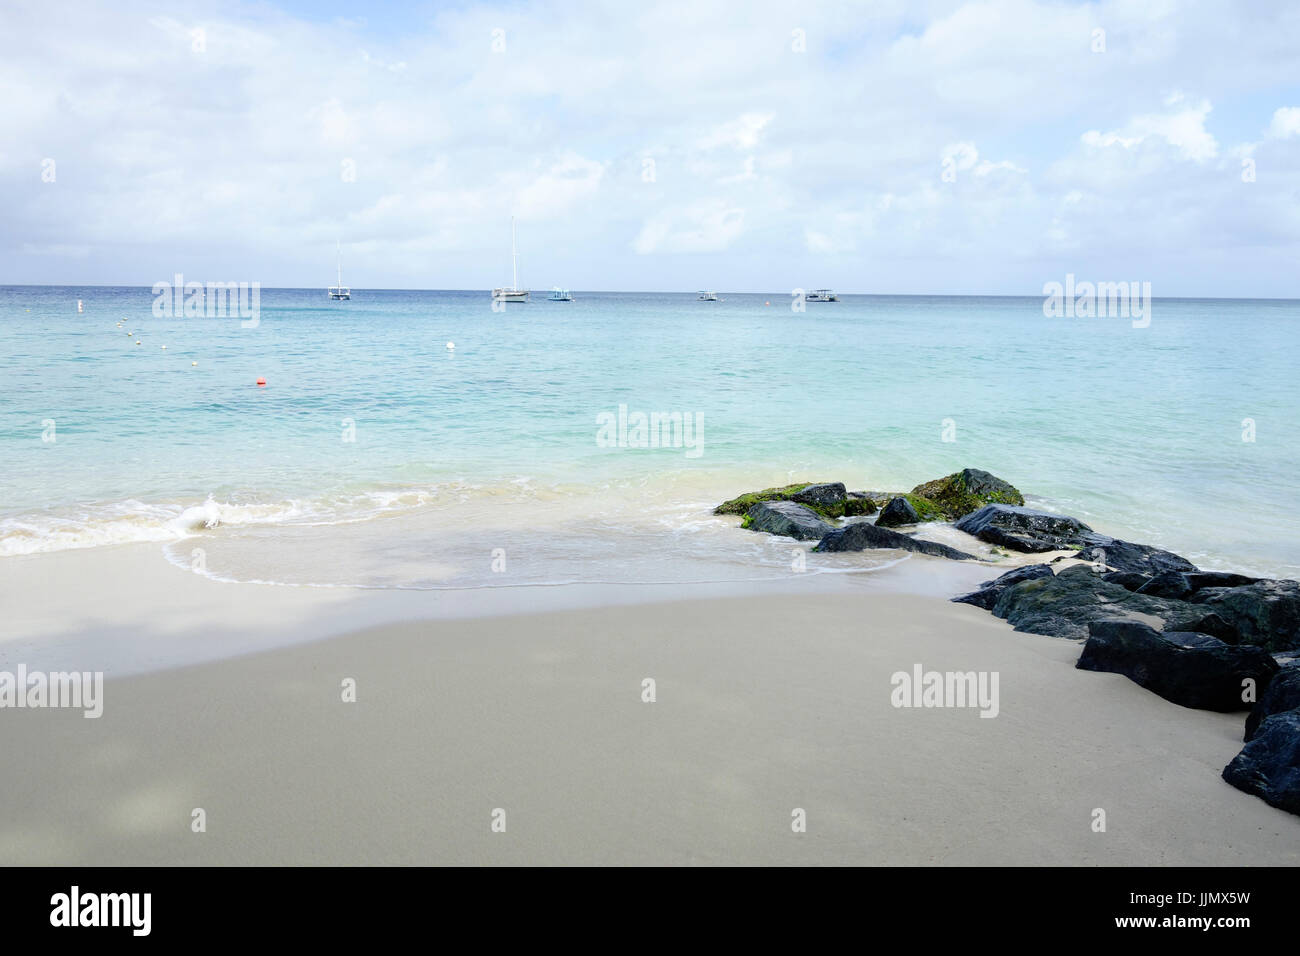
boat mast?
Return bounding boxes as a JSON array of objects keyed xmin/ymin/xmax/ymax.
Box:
[
  {"xmin": 511, "ymin": 216, "xmax": 519, "ymax": 292},
  {"xmin": 336, "ymin": 240, "xmax": 343, "ymax": 289}
]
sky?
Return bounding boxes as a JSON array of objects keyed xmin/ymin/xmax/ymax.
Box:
[{"xmin": 1, "ymin": 0, "xmax": 1298, "ymax": 295}]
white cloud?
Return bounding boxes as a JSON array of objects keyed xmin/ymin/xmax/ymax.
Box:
[
  {"xmin": 515, "ymin": 152, "xmax": 606, "ymax": 218},
  {"xmin": 804, "ymin": 229, "xmax": 837, "ymax": 255},
  {"xmin": 973, "ymin": 159, "xmax": 1026, "ymax": 177},
  {"xmin": 1268, "ymin": 106, "xmax": 1300, "ymax": 139},
  {"xmin": 633, "ymin": 201, "xmax": 745, "ymax": 254},
  {"xmin": 1080, "ymin": 96, "xmax": 1218, "ymax": 161},
  {"xmin": 698, "ymin": 113, "xmax": 774, "ymax": 151},
  {"xmin": 718, "ymin": 156, "xmax": 758, "ymax": 184}
]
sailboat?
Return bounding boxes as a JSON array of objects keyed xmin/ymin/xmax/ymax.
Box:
[
  {"xmin": 328, "ymin": 241, "xmax": 351, "ymax": 300},
  {"xmin": 491, "ymin": 217, "xmax": 529, "ymax": 303}
]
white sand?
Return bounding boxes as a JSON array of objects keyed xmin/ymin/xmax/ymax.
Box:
[{"xmin": 1, "ymin": 545, "xmax": 1296, "ymax": 865}]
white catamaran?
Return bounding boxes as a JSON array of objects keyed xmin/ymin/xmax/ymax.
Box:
[
  {"xmin": 328, "ymin": 241, "xmax": 350, "ymax": 300},
  {"xmin": 492, "ymin": 217, "xmax": 529, "ymax": 303}
]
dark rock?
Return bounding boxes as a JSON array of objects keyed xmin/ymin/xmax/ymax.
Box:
[
  {"xmin": 1073, "ymin": 540, "xmax": 1196, "ymax": 576},
  {"xmin": 792, "ymin": 482, "xmax": 847, "ymax": 509},
  {"xmin": 1133, "ymin": 569, "xmax": 1260, "ymax": 601},
  {"xmin": 744, "ymin": 501, "xmax": 836, "ymax": 541},
  {"xmin": 1166, "ymin": 611, "xmax": 1240, "ymax": 643},
  {"xmin": 953, "ymin": 564, "xmax": 1055, "ymax": 611},
  {"xmin": 954, "ymin": 504, "xmax": 1104, "ymax": 553},
  {"xmin": 990, "ymin": 564, "xmax": 1185, "ymax": 640},
  {"xmin": 1188, "ymin": 571, "xmax": 1262, "ymax": 590},
  {"xmin": 876, "ymin": 496, "xmax": 920, "ymax": 528},
  {"xmin": 1246, "ymin": 662, "xmax": 1300, "ymax": 741},
  {"xmin": 1190, "ymin": 580, "xmax": 1300, "ymax": 652},
  {"xmin": 1077, "ymin": 620, "xmax": 1279, "ymax": 712},
  {"xmin": 814, "ymin": 522, "xmax": 976, "ymax": 560},
  {"xmin": 1223, "ymin": 710, "xmax": 1300, "ymax": 815},
  {"xmin": 1102, "ymin": 570, "xmax": 1152, "ymax": 592},
  {"xmin": 911, "ymin": 468, "xmax": 1025, "ymax": 519},
  {"xmin": 1135, "ymin": 571, "xmax": 1195, "ymax": 600}
]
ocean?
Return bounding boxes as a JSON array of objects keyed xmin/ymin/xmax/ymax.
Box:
[{"xmin": 2, "ymin": 285, "xmax": 1297, "ymax": 586}]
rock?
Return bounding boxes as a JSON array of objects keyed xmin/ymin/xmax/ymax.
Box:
[
  {"xmin": 792, "ymin": 482, "xmax": 847, "ymax": 509},
  {"xmin": 1077, "ymin": 620, "xmax": 1279, "ymax": 712},
  {"xmin": 954, "ymin": 504, "xmax": 1103, "ymax": 553},
  {"xmin": 1134, "ymin": 571, "xmax": 1196, "ymax": 600},
  {"xmin": 1223, "ymin": 710, "xmax": 1300, "ymax": 815},
  {"xmin": 876, "ymin": 496, "xmax": 920, "ymax": 527},
  {"xmin": 1188, "ymin": 571, "xmax": 1263, "ymax": 590},
  {"xmin": 1073, "ymin": 540, "xmax": 1196, "ymax": 576},
  {"xmin": 1166, "ymin": 611, "xmax": 1240, "ymax": 643},
  {"xmin": 814, "ymin": 522, "xmax": 976, "ymax": 560},
  {"xmin": 1102, "ymin": 570, "xmax": 1152, "ymax": 592},
  {"xmin": 715, "ymin": 483, "xmax": 814, "ymax": 515},
  {"xmin": 910, "ymin": 468, "xmax": 1025, "ymax": 519},
  {"xmin": 1188, "ymin": 580, "xmax": 1300, "ymax": 652},
  {"xmin": 717, "ymin": 482, "xmax": 854, "ymax": 518},
  {"xmin": 843, "ymin": 494, "xmax": 877, "ymax": 517},
  {"xmin": 743, "ymin": 501, "xmax": 836, "ymax": 541},
  {"xmin": 953, "ymin": 564, "xmax": 1055, "ymax": 611},
  {"xmin": 990, "ymin": 564, "xmax": 1185, "ymax": 640},
  {"xmin": 1132, "ymin": 570, "xmax": 1262, "ymax": 601},
  {"xmin": 1246, "ymin": 662, "xmax": 1300, "ymax": 741}
]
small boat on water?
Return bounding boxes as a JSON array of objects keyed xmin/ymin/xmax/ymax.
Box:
[
  {"xmin": 328, "ymin": 241, "xmax": 351, "ymax": 300},
  {"xmin": 492, "ymin": 217, "xmax": 530, "ymax": 303},
  {"xmin": 697, "ymin": 291, "xmax": 719, "ymax": 301},
  {"xmin": 550, "ymin": 288, "xmax": 573, "ymax": 301},
  {"xmin": 806, "ymin": 289, "xmax": 838, "ymax": 302}
]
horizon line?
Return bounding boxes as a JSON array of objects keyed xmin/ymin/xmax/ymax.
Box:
[{"xmin": 3, "ymin": 283, "xmax": 1298, "ymax": 303}]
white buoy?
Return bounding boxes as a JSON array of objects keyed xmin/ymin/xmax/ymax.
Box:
[
  {"xmin": 135, "ymin": 340, "xmax": 141, "ymax": 345},
  {"xmin": 161, "ymin": 345, "xmax": 167, "ymax": 349},
  {"xmin": 192, "ymin": 361, "xmax": 198, "ymax": 367},
  {"xmin": 77, "ymin": 300, "xmax": 83, "ymax": 313},
  {"xmin": 446, "ymin": 342, "xmax": 455, "ymax": 350}
]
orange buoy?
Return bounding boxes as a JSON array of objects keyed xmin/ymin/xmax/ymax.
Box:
[{"xmin": 256, "ymin": 377, "xmax": 266, "ymax": 387}]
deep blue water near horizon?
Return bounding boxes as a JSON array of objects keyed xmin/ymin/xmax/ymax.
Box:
[{"xmin": 1, "ymin": 285, "xmax": 1297, "ymax": 583}]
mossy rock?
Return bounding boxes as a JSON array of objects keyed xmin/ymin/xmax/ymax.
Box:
[
  {"xmin": 843, "ymin": 497, "xmax": 878, "ymax": 517},
  {"xmin": 910, "ymin": 468, "xmax": 1024, "ymax": 520},
  {"xmin": 900, "ymin": 493, "xmax": 946, "ymax": 522},
  {"xmin": 715, "ymin": 483, "xmax": 814, "ymax": 516},
  {"xmin": 716, "ymin": 482, "xmax": 850, "ymax": 519}
]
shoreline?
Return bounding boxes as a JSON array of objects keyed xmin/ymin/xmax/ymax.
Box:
[
  {"xmin": 3, "ymin": 590, "xmax": 1296, "ymax": 865},
  {"xmin": 0, "ymin": 535, "xmax": 1000, "ymax": 677}
]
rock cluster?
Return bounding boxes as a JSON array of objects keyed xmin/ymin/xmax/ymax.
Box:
[{"xmin": 717, "ymin": 466, "xmax": 1300, "ymax": 818}]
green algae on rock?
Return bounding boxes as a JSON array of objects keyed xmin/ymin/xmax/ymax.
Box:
[{"xmin": 910, "ymin": 468, "xmax": 1024, "ymax": 519}]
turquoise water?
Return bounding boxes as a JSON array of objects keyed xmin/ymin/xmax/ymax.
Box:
[{"xmin": 1, "ymin": 286, "xmax": 1297, "ymax": 582}]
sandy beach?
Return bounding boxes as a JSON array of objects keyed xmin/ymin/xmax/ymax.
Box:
[{"xmin": 2, "ymin": 544, "xmax": 1296, "ymax": 866}]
